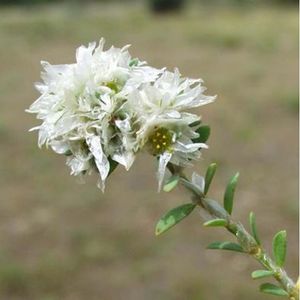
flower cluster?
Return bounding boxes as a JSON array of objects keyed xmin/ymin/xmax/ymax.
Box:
[{"xmin": 27, "ymin": 39, "xmax": 216, "ymax": 190}]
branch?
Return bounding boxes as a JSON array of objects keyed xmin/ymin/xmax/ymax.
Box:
[{"xmin": 156, "ymin": 163, "xmax": 299, "ymax": 300}]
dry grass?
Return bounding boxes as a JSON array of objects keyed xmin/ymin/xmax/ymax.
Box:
[{"xmin": 0, "ymin": 2, "xmax": 298, "ymax": 299}]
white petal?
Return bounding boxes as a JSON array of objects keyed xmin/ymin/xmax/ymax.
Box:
[
  {"xmin": 86, "ymin": 135, "xmax": 110, "ymax": 184},
  {"xmin": 165, "ymin": 111, "xmax": 181, "ymax": 119},
  {"xmin": 50, "ymin": 140, "xmax": 69, "ymax": 154},
  {"xmin": 28, "ymin": 126, "xmax": 40, "ymax": 132},
  {"xmin": 174, "ymin": 141, "xmax": 208, "ymax": 153},
  {"xmin": 157, "ymin": 151, "xmax": 172, "ymax": 192},
  {"xmin": 115, "ymin": 118, "xmax": 131, "ymax": 132},
  {"xmin": 76, "ymin": 42, "xmax": 96, "ymax": 64},
  {"xmin": 66, "ymin": 155, "xmax": 90, "ymax": 176},
  {"xmin": 112, "ymin": 151, "xmax": 135, "ymax": 171}
]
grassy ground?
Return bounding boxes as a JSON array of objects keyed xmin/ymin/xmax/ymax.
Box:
[{"xmin": 0, "ymin": 2, "xmax": 298, "ymax": 299}]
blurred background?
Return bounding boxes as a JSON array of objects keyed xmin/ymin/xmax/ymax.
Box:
[{"xmin": 0, "ymin": 0, "xmax": 298, "ymax": 299}]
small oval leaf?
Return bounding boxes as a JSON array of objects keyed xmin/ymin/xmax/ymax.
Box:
[
  {"xmin": 223, "ymin": 172, "xmax": 239, "ymax": 215},
  {"xmin": 204, "ymin": 163, "xmax": 217, "ymax": 195},
  {"xmin": 251, "ymin": 270, "xmax": 274, "ymax": 279},
  {"xmin": 163, "ymin": 175, "xmax": 180, "ymax": 192},
  {"xmin": 207, "ymin": 241, "xmax": 244, "ymax": 253},
  {"xmin": 272, "ymin": 230, "xmax": 287, "ymax": 267},
  {"xmin": 203, "ymin": 219, "xmax": 227, "ymax": 227},
  {"xmin": 249, "ymin": 212, "xmax": 261, "ymax": 245},
  {"xmin": 260, "ymin": 283, "xmax": 288, "ymax": 296},
  {"xmin": 155, "ymin": 203, "xmax": 196, "ymax": 236},
  {"xmin": 192, "ymin": 125, "xmax": 211, "ymax": 144}
]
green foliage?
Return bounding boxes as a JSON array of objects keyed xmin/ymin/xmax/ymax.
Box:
[
  {"xmin": 203, "ymin": 218, "xmax": 227, "ymax": 227},
  {"xmin": 259, "ymin": 283, "xmax": 288, "ymax": 297},
  {"xmin": 251, "ymin": 270, "xmax": 274, "ymax": 279},
  {"xmin": 204, "ymin": 163, "xmax": 217, "ymax": 195},
  {"xmin": 249, "ymin": 212, "xmax": 261, "ymax": 245},
  {"xmin": 163, "ymin": 175, "xmax": 180, "ymax": 192},
  {"xmin": 207, "ymin": 241, "xmax": 244, "ymax": 253},
  {"xmin": 155, "ymin": 203, "xmax": 196, "ymax": 235},
  {"xmin": 192, "ymin": 125, "xmax": 211, "ymax": 144},
  {"xmin": 223, "ymin": 172, "xmax": 239, "ymax": 215},
  {"xmin": 272, "ymin": 230, "xmax": 287, "ymax": 267}
]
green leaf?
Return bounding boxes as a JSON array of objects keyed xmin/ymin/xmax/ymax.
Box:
[
  {"xmin": 260, "ymin": 283, "xmax": 288, "ymax": 296},
  {"xmin": 129, "ymin": 58, "xmax": 139, "ymax": 67},
  {"xmin": 203, "ymin": 219, "xmax": 227, "ymax": 227},
  {"xmin": 251, "ymin": 270, "xmax": 274, "ymax": 279},
  {"xmin": 249, "ymin": 212, "xmax": 261, "ymax": 245},
  {"xmin": 180, "ymin": 178, "xmax": 203, "ymax": 196},
  {"xmin": 203, "ymin": 199, "xmax": 229, "ymax": 219},
  {"xmin": 189, "ymin": 120, "xmax": 202, "ymax": 127},
  {"xmin": 108, "ymin": 158, "xmax": 119, "ymax": 177},
  {"xmin": 155, "ymin": 203, "xmax": 196, "ymax": 236},
  {"xmin": 272, "ymin": 230, "xmax": 287, "ymax": 267},
  {"xmin": 207, "ymin": 241, "xmax": 244, "ymax": 253},
  {"xmin": 223, "ymin": 172, "xmax": 239, "ymax": 215},
  {"xmin": 163, "ymin": 175, "xmax": 180, "ymax": 192},
  {"xmin": 192, "ymin": 125, "xmax": 211, "ymax": 144},
  {"xmin": 204, "ymin": 163, "xmax": 217, "ymax": 194}
]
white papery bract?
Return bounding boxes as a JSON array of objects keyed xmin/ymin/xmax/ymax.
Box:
[{"xmin": 27, "ymin": 39, "xmax": 215, "ymax": 190}]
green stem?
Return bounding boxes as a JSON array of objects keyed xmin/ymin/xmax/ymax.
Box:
[{"xmin": 179, "ymin": 175, "xmax": 299, "ymax": 300}]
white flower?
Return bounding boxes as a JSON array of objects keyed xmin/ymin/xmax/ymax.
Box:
[
  {"xmin": 127, "ymin": 69, "xmax": 216, "ymax": 190},
  {"xmin": 27, "ymin": 39, "xmax": 215, "ymax": 191},
  {"xmin": 27, "ymin": 39, "xmax": 158, "ymax": 189}
]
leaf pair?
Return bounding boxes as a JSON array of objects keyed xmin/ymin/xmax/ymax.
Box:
[
  {"xmin": 158, "ymin": 162, "xmax": 218, "ymax": 235},
  {"xmin": 250, "ymin": 229, "xmax": 288, "ymax": 298},
  {"xmin": 248, "ymin": 213, "xmax": 287, "ymax": 266}
]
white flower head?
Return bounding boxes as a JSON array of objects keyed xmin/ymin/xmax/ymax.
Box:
[
  {"xmin": 127, "ymin": 69, "xmax": 216, "ymax": 190},
  {"xmin": 27, "ymin": 39, "xmax": 215, "ymax": 191}
]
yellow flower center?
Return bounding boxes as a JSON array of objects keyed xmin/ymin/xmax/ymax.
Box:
[
  {"xmin": 148, "ymin": 127, "xmax": 173, "ymax": 155},
  {"xmin": 105, "ymin": 81, "xmax": 119, "ymax": 93}
]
